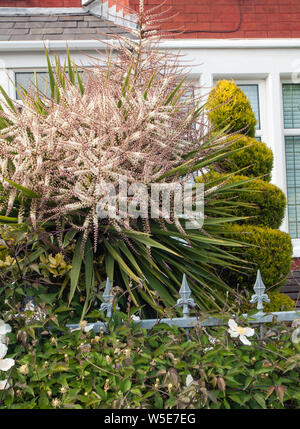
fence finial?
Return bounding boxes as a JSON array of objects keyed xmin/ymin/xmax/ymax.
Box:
[
  {"xmin": 99, "ymin": 277, "xmax": 118, "ymax": 318},
  {"xmin": 176, "ymin": 274, "xmax": 195, "ymax": 318},
  {"xmin": 250, "ymin": 270, "xmax": 270, "ymax": 312}
]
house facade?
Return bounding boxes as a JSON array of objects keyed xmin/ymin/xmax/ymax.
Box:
[{"xmin": 0, "ymin": 0, "xmax": 300, "ymax": 304}]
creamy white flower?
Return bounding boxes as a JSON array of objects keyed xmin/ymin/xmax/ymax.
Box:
[
  {"xmin": 0, "ymin": 358, "xmax": 15, "ymax": 372},
  {"xmin": 228, "ymin": 319, "xmax": 255, "ymax": 346},
  {"xmin": 186, "ymin": 374, "xmax": 194, "ymax": 386},
  {"xmin": 0, "ymin": 343, "xmax": 7, "ymax": 359},
  {"xmin": 0, "ymin": 320, "xmax": 11, "ymax": 336},
  {"xmin": 0, "ymin": 379, "xmax": 10, "ymax": 390},
  {"xmin": 0, "ymin": 342, "xmax": 15, "ymax": 371},
  {"xmin": 131, "ymin": 315, "xmax": 141, "ymax": 321}
]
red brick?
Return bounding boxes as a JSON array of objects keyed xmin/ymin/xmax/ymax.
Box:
[
  {"xmin": 184, "ymin": 22, "xmax": 210, "ymax": 32},
  {"xmin": 3, "ymin": 0, "xmax": 300, "ymax": 40},
  {"xmin": 63, "ymin": 0, "xmax": 81, "ymax": 6},
  {"xmin": 267, "ymin": 30, "xmax": 292, "ymax": 37},
  {"xmin": 39, "ymin": 0, "xmax": 64, "ymax": 6}
]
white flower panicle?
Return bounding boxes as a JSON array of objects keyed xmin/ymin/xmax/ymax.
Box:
[{"xmin": 0, "ymin": 5, "xmax": 229, "ymax": 252}]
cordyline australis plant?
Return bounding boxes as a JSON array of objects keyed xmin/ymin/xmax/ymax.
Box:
[{"xmin": 0, "ymin": 2, "xmax": 246, "ymax": 316}]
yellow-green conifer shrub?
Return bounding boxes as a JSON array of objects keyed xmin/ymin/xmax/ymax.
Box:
[
  {"xmin": 263, "ymin": 292, "xmax": 295, "ymax": 312},
  {"xmin": 221, "ymin": 134, "xmax": 273, "ymax": 182},
  {"xmin": 207, "ymin": 80, "xmax": 257, "ymax": 137},
  {"xmin": 240, "ymin": 291, "xmax": 295, "ymax": 313},
  {"xmin": 220, "ymin": 224, "xmax": 293, "ymax": 292},
  {"xmin": 197, "ymin": 172, "xmax": 286, "ymax": 229}
]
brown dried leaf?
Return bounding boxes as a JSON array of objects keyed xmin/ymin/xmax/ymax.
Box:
[{"xmin": 217, "ymin": 376, "xmax": 226, "ymax": 393}]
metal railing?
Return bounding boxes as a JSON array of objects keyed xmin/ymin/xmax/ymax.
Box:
[{"xmin": 66, "ymin": 270, "xmax": 300, "ymax": 339}]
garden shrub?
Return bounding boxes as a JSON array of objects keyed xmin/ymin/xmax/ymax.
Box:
[
  {"xmin": 198, "ymin": 172, "xmax": 286, "ymax": 229},
  {"xmin": 240, "ymin": 292, "xmax": 295, "ymax": 314},
  {"xmin": 220, "ymin": 224, "xmax": 293, "ymax": 292},
  {"xmin": 0, "ymin": 22, "xmax": 254, "ymax": 316},
  {"xmin": 220, "ymin": 134, "xmax": 273, "ymax": 182},
  {"xmin": 205, "ymin": 81, "xmax": 293, "ymax": 301},
  {"xmin": 1, "ymin": 316, "xmax": 299, "ymax": 409},
  {"xmin": 206, "ymin": 80, "xmax": 257, "ymax": 137},
  {"xmin": 264, "ymin": 292, "xmax": 295, "ymax": 312}
]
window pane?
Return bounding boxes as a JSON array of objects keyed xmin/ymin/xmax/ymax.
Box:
[
  {"xmin": 285, "ymin": 136, "xmax": 300, "ymax": 238},
  {"xmin": 238, "ymin": 84, "xmax": 261, "ymax": 130},
  {"xmin": 15, "ymin": 72, "xmax": 50, "ymax": 100},
  {"xmin": 15, "ymin": 70, "xmax": 85, "ymax": 100},
  {"xmin": 282, "ymin": 84, "xmax": 300, "ymax": 129}
]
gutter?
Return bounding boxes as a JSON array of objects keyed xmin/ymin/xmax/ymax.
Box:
[
  {"xmin": 0, "ymin": 39, "xmax": 300, "ymax": 53},
  {"xmin": 0, "ymin": 7, "xmax": 88, "ymax": 16}
]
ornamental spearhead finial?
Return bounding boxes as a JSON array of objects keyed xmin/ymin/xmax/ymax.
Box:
[
  {"xmin": 176, "ymin": 274, "xmax": 195, "ymax": 318},
  {"xmin": 250, "ymin": 270, "xmax": 270, "ymax": 312},
  {"xmin": 100, "ymin": 277, "xmax": 118, "ymax": 318}
]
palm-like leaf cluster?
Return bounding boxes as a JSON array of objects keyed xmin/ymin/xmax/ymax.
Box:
[{"xmin": 0, "ymin": 4, "xmax": 246, "ymax": 315}]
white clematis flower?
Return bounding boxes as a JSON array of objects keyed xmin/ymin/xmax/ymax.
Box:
[
  {"xmin": 228, "ymin": 319, "xmax": 255, "ymax": 346},
  {"xmin": 0, "ymin": 379, "xmax": 10, "ymax": 390},
  {"xmin": 0, "ymin": 342, "xmax": 15, "ymax": 372},
  {"xmin": 0, "ymin": 320, "xmax": 11, "ymax": 336}
]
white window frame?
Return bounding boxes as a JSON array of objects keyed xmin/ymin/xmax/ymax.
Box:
[{"xmin": 281, "ymin": 80, "xmax": 300, "ymax": 254}]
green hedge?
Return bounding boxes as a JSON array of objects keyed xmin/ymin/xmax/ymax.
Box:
[
  {"xmin": 206, "ymin": 80, "xmax": 257, "ymax": 137},
  {"xmin": 220, "ymin": 134, "xmax": 273, "ymax": 182},
  {"xmin": 1, "ymin": 317, "xmax": 300, "ymax": 409},
  {"xmin": 198, "ymin": 172, "xmax": 286, "ymax": 229},
  {"xmin": 220, "ymin": 224, "xmax": 293, "ymax": 292}
]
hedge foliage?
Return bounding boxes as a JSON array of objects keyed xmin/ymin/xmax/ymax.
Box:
[
  {"xmin": 241, "ymin": 292, "xmax": 295, "ymax": 313},
  {"xmin": 220, "ymin": 134, "xmax": 274, "ymax": 182},
  {"xmin": 220, "ymin": 224, "xmax": 293, "ymax": 292},
  {"xmin": 264, "ymin": 292, "xmax": 295, "ymax": 312},
  {"xmin": 206, "ymin": 80, "xmax": 257, "ymax": 137},
  {"xmin": 198, "ymin": 172, "xmax": 286, "ymax": 229},
  {"xmin": 1, "ymin": 316, "xmax": 300, "ymax": 409}
]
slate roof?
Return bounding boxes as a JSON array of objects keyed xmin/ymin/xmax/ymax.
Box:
[{"xmin": 0, "ymin": 12, "xmax": 129, "ymax": 41}]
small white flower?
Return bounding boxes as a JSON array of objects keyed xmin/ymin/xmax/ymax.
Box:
[
  {"xmin": 0, "ymin": 320, "xmax": 11, "ymax": 336},
  {"xmin": 0, "ymin": 342, "xmax": 15, "ymax": 371},
  {"xmin": 131, "ymin": 315, "xmax": 141, "ymax": 321},
  {"xmin": 0, "ymin": 379, "xmax": 10, "ymax": 390},
  {"xmin": 228, "ymin": 319, "xmax": 255, "ymax": 346},
  {"xmin": 186, "ymin": 374, "xmax": 194, "ymax": 386}
]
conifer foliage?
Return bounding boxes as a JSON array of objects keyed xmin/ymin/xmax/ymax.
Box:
[{"xmin": 204, "ymin": 80, "xmax": 293, "ymax": 292}]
